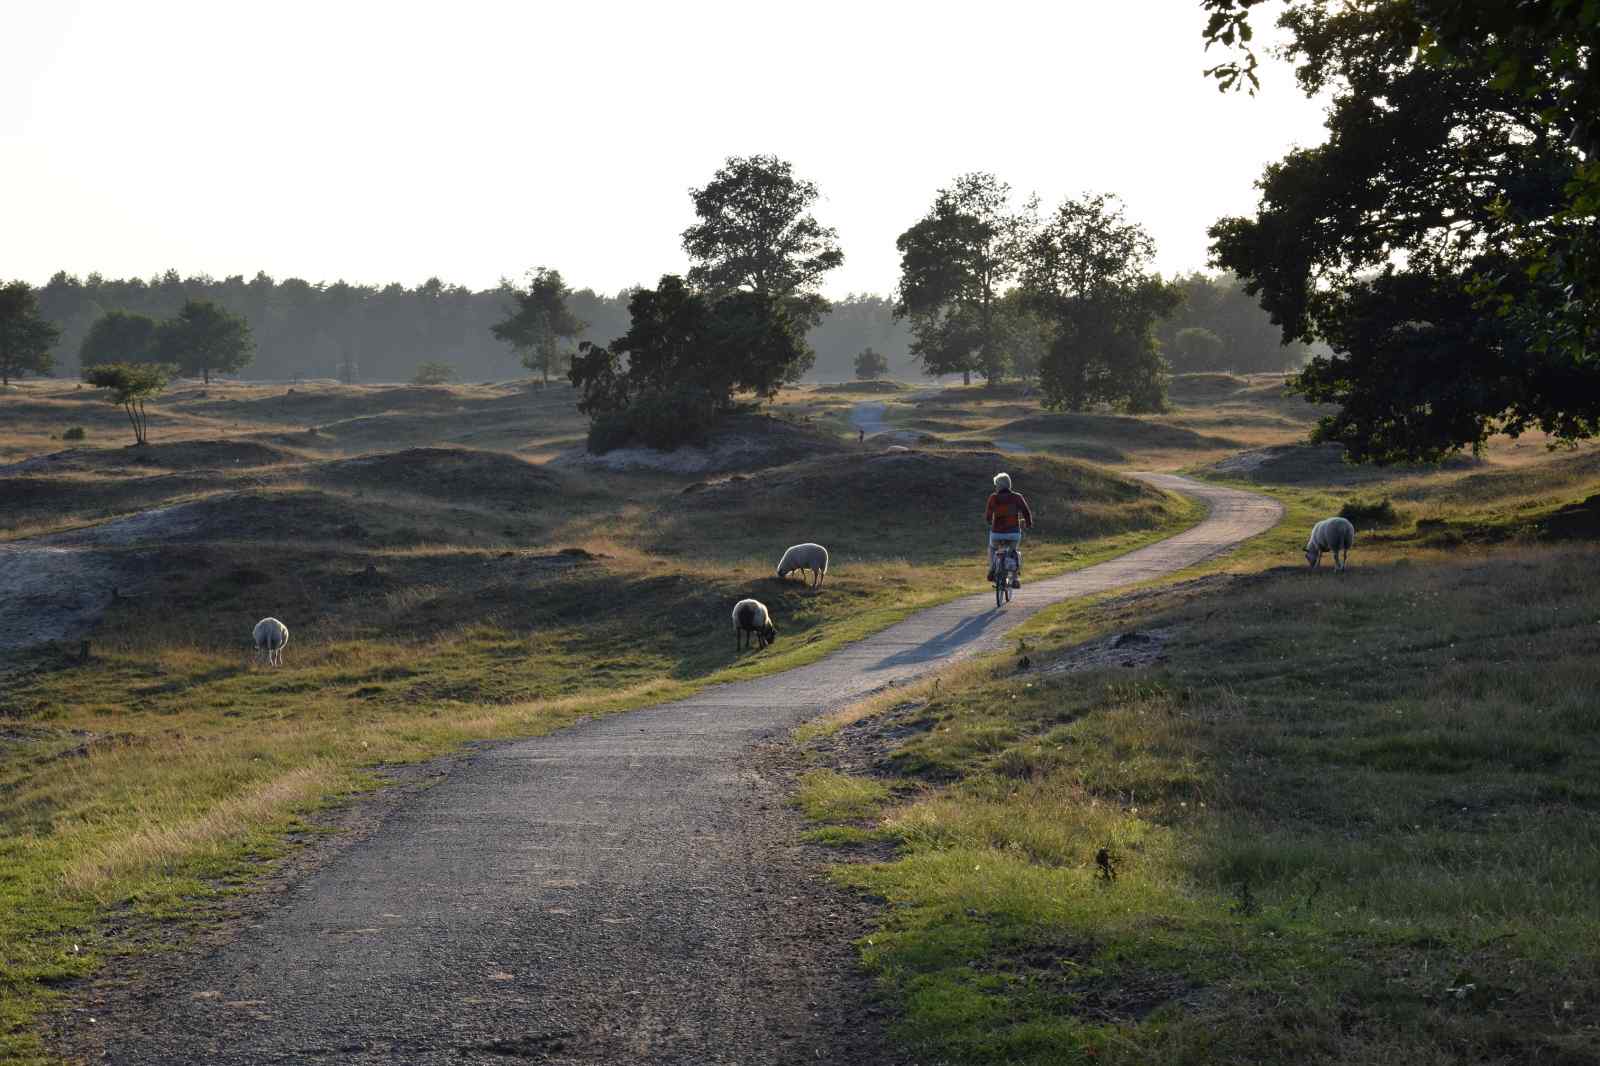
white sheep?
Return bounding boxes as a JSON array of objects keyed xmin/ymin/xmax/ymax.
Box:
[
  {"xmin": 1305, "ymin": 517, "xmax": 1356, "ymax": 572},
  {"xmin": 253, "ymin": 616, "xmax": 290, "ymax": 666},
  {"xmin": 775, "ymin": 542, "xmax": 829, "ymax": 588},
  {"xmin": 731, "ymin": 598, "xmax": 778, "ymax": 651}
]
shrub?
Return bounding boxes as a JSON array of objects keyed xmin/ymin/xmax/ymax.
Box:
[
  {"xmin": 586, "ymin": 387, "xmax": 720, "ymax": 454},
  {"xmin": 412, "ymin": 361, "xmax": 455, "ymax": 385},
  {"xmin": 1340, "ymin": 497, "xmax": 1399, "ymax": 527},
  {"xmin": 62, "ymin": 426, "xmax": 86, "ymax": 441}
]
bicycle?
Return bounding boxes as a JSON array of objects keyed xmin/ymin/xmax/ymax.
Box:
[{"xmin": 991, "ymin": 542, "xmax": 1021, "ymax": 607}]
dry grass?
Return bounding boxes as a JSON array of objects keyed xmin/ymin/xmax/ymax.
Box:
[{"xmin": 60, "ymin": 761, "xmax": 343, "ymax": 894}]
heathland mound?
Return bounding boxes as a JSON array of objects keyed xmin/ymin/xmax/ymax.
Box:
[
  {"xmin": 0, "ymin": 439, "xmax": 300, "ymax": 476},
  {"xmin": 313, "ymin": 447, "xmax": 562, "ymax": 507},
  {"xmin": 555, "ymin": 414, "xmax": 848, "ymax": 476},
  {"xmin": 664, "ymin": 448, "xmax": 1176, "ymax": 561},
  {"xmin": 1209, "ymin": 442, "xmax": 1479, "ymax": 485}
]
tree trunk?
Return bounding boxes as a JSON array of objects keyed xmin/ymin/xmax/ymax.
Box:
[
  {"xmin": 203, "ymin": 366, "xmax": 210, "ymax": 385},
  {"xmin": 963, "ymin": 370, "xmax": 971, "ymax": 386}
]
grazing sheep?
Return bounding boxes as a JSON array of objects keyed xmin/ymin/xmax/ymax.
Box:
[
  {"xmin": 775, "ymin": 542, "xmax": 829, "ymax": 588},
  {"xmin": 732, "ymin": 598, "xmax": 778, "ymax": 651},
  {"xmin": 253, "ymin": 616, "xmax": 290, "ymax": 666},
  {"xmin": 1305, "ymin": 516, "xmax": 1356, "ymax": 572}
]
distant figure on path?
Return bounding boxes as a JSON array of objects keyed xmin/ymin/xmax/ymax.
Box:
[{"xmin": 858, "ymin": 427, "xmax": 865, "ymax": 445}]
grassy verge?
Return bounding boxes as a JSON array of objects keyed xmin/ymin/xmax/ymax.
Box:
[{"xmin": 799, "ymin": 546, "xmax": 1600, "ymax": 1064}]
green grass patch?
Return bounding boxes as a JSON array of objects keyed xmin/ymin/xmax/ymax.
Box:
[
  {"xmin": 795, "ymin": 769, "xmax": 893, "ymax": 824},
  {"xmin": 824, "ymin": 546, "xmax": 1600, "ymax": 1064}
]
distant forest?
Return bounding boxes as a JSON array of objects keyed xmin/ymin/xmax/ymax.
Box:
[{"xmin": 29, "ymin": 269, "xmax": 1299, "ymax": 384}]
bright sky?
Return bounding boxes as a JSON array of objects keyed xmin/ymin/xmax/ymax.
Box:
[{"xmin": 3, "ymin": 1, "xmax": 1327, "ymax": 298}]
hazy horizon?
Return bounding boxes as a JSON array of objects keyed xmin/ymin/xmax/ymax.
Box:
[{"xmin": 6, "ymin": 1, "xmax": 1328, "ymax": 299}]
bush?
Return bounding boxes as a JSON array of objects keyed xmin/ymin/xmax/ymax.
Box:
[
  {"xmin": 586, "ymin": 387, "xmax": 720, "ymax": 454},
  {"xmin": 62, "ymin": 426, "xmax": 86, "ymax": 441},
  {"xmin": 412, "ymin": 361, "xmax": 455, "ymax": 385},
  {"xmin": 1340, "ymin": 497, "xmax": 1399, "ymax": 527}
]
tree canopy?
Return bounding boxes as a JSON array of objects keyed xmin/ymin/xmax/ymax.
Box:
[
  {"xmin": 82, "ymin": 361, "xmax": 171, "ymax": 445},
  {"xmin": 894, "ymin": 173, "xmax": 1037, "ymax": 384},
  {"xmin": 491, "ymin": 267, "xmax": 586, "ymax": 385},
  {"xmin": 0, "ymin": 281, "xmax": 61, "ymax": 386},
  {"xmin": 1023, "ymin": 194, "xmax": 1180, "ymax": 412},
  {"xmin": 569, "ymin": 275, "xmax": 810, "ymax": 452},
  {"xmin": 154, "ymin": 299, "xmax": 255, "ymax": 384},
  {"xmin": 79, "ymin": 310, "xmax": 159, "ymax": 368},
  {"xmin": 681, "ymin": 154, "xmax": 843, "ymax": 327},
  {"xmin": 1203, "ymin": 0, "xmax": 1600, "ymax": 462}
]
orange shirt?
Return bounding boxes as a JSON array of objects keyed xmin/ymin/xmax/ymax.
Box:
[{"xmin": 985, "ymin": 490, "xmax": 1033, "ymax": 533}]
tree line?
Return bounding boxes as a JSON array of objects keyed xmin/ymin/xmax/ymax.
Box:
[
  {"xmin": 3, "ymin": 266, "xmax": 1297, "ymax": 394},
  {"xmin": 1, "ymin": 270, "xmax": 934, "ymax": 386}
]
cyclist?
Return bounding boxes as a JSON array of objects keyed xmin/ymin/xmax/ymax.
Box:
[{"xmin": 985, "ymin": 472, "xmax": 1034, "ymax": 587}]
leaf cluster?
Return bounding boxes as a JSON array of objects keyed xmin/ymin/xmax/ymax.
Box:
[
  {"xmin": 81, "ymin": 361, "xmax": 172, "ymax": 444},
  {"xmin": 682, "ymin": 154, "xmax": 843, "ymax": 320}
]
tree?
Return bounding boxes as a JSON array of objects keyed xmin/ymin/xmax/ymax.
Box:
[
  {"xmin": 79, "ymin": 310, "xmax": 159, "ymax": 368},
  {"xmin": 569, "ymin": 275, "xmax": 810, "ymax": 452},
  {"xmin": 1202, "ymin": 0, "xmax": 1600, "ymax": 461},
  {"xmin": 1171, "ymin": 327, "xmax": 1225, "ymax": 372},
  {"xmin": 682, "ymin": 154, "xmax": 843, "ymax": 328},
  {"xmin": 1023, "ymin": 194, "xmax": 1181, "ymax": 412},
  {"xmin": 853, "ymin": 347, "xmax": 889, "ymax": 380},
  {"xmin": 0, "ymin": 281, "xmax": 61, "ymax": 386},
  {"xmin": 492, "ymin": 267, "xmax": 586, "ymax": 386},
  {"xmin": 412, "ymin": 361, "xmax": 455, "ymax": 385},
  {"xmin": 155, "ymin": 299, "xmax": 255, "ymax": 384},
  {"xmin": 83, "ymin": 362, "xmax": 172, "ymax": 445},
  {"xmin": 997, "ymin": 289, "xmax": 1053, "ymax": 383},
  {"xmin": 894, "ymin": 173, "xmax": 1037, "ymax": 384}
]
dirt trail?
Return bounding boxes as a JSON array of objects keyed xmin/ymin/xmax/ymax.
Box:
[{"xmin": 67, "ymin": 476, "xmax": 1281, "ymax": 1065}]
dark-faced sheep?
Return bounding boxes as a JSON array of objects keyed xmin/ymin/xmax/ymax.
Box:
[
  {"xmin": 732, "ymin": 598, "xmax": 777, "ymax": 651},
  {"xmin": 775, "ymin": 543, "xmax": 829, "ymax": 588},
  {"xmin": 253, "ymin": 616, "xmax": 289, "ymax": 666},
  {"xmin": 1306, "ymin": 517, "xmax": 1356, "ymax": 572}
]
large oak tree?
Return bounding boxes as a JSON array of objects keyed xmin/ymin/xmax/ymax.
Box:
[{"xmin": 1203, "ymin": 0, "xmax": 1600, "ymax": 462}]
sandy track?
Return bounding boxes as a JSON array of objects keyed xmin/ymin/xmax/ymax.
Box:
[
  {"xmin": 76, "ymin": 475, "xmax": 1281, "ymax": 1065},
  {"xmin": 0, "ymin": 506, "xmax": 206, "ymax": 668}
]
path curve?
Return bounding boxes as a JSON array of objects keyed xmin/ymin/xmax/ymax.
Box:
[{"xmin": 84, "ymin": 475, "xmax": 1281, "ymax": 1065}]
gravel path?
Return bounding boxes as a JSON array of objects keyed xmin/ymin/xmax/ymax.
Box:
[{"xmin": 75, "ymin": 475, "xmax": 1281, "ymax": 1065}]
